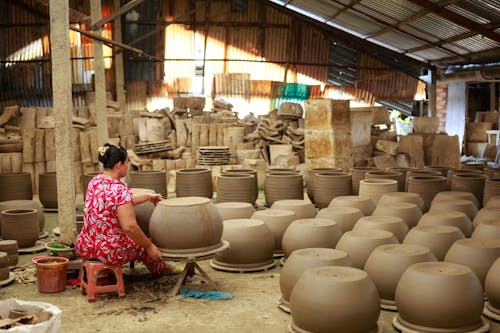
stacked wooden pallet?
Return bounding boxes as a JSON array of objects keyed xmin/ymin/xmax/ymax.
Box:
[{"xmin": 197, "ymin": 146, "xmax": 230, "ymax": 166}]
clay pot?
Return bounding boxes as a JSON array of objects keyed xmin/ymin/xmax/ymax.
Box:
[
  {"xmin": 175, "ymin": 168, "xmax": 213, "ymax": 199},
  {"xmin": 316, "ymin": 207, "xmax": 363, "ymax": 233},
  {"xmin": 251, "ymin": 209, "xmax": 296, "ymax": 254},
  {"xmin": 405, "ymin": 170, "xmax": 441, "ymax": 191},
  {"xmin": 444, "ymin": 238, "xmax": 500, "ymax": 285},
  {"xmin": 264, "ymin": 173, "xmax": 303, "ymax": 207},
  {"xmin": 353, "ymin": 216, "xmax": 409, "ymax": 242},
  {"xmin": 279, "ymin": 248, "xmax": 352, "ymax": 310},
  {"xmin": 289, "ymin": 266, "xmax": 380, "ymax": 333},
  {"xmin": 373, "ymin": 202, "xmax": 422, "ymax": 228},
  {"xmin": 418, "ymin": 211, "xmax": 473, "ymax": 237},
  {"xmin": 0, "ymin": 240, "xmax": 18, "ymax": 267},
  {"xmin": 217, "ymin": 174, "xmax": 257, "ymax": 205},
  {"xmin": 149, "ymin": 197, "xmax": 223, "ymax": 254},
  {"xmin": 271, "ymin": 200, "xmax": 317, "ymax": 220},
  {"xmin": 451, "ymin": 173, "xmax": 488, "ymax": 206},
  {"xmin": 131, "ymin": 188, "xmax": 155, "ymax": 236},
  {"xmin": 336, "ymin": 229, "xmax": 398, "ymax": 268},
  {"xmin": 485, "ymin": 257, "xmax": 500, "ymax": 318},
  {"xmin": 485, "ymin": 195, "xmax": 500, "ymax": 208},
  {"xmin": 378, "ymin": 192, "xmax": 424, "ymax": 211},
  {"xmin": 394, "ymin": 262, "xmax": 485, "ymax": 332},
  {"xmin": 461, "ymin": 161, "xmax": 487, "ymax": 171},
  {"xmin": 282, "ymin": 219, "xmax": 342, "ymax": 258},
  {"xmin": 407, "ymin": 175, "xmax": 448, "ymax": 212},
  {"xmin": 306, "ymin": 168, "xmax": 342, "ymax": 203},
  {"xmin": 446, "ymin": 168, "xmax": 482, "ymax": 186},
  {"xmin": 314, "ymin": 173, "xmax": 352, "ymax": 209},
  {"xmin": 268, "ymin": 168, "xmax": 298, "ymax": 174},
  {"xmin": 0, "ymin": 200, "xmax": 45, "ymax": 234},
  {"xmin": 212, "ymin": 219, "xmax": 275, "ymax": 269},
  {"xmin": 403, "ymin": 225, "xmax": 465, "ymax": 260},
  {"xmin": 366, "ymin": 170, "xmax": 404, "ymax": 192},
  {"xmin": 429, "ymin": 199, "xmax": 478, "ymax": 220},
  {"xmin": 0, "ymin": 209, "xmax": 39, "ymax": 248},
  {"xmin": 38, "ymin": 172, "xmax": 57, "ymax": 209},
  {"xmin": 328, "ymin": 196, "xmax": 375, "ymax": 216},
  {"xmin": 424, "ymin": 165, "xmax": 450, "ymax": 176},
  {"xmin": 364, "ymin": 244, "xmax": 436, "ymax": 308},
  {"xmin": 432, "ymin": 191, "xmax": 480, "ymax": 208},
  {"xmin": 471, "ymin": 220, "xmax": 500, "ymax": 240},
  {"xmin": 358, "ymin": 179, "xmax": 398, "ymax": 205},
  {"xmin": 483, "ymin": 178, "xmax": 500, "ymax": 207},
  {"xmin": 129, "ymin": 170, "xmax": 167, "ymax": 197},
  {"xmin": 484, "ymin": 167, "xmax": 500, "ymax": 178},
  {"xmin": 222, "ymin": 169, "xmax": 258, "ymax": 197},
  {"xmin": 350, "ymin": 167, "xmax": 380, "ymax": 195},
  {"xmin": 82, "ymin": 172, "xmax": 99, "ymax": 200},
  {"xmin": 387, "ymin": 167, "xmax": 418, "ymax": 186},
  {"xmin": 215, "ymin": 202, "xmax": 255, "ymax": 221},
  {"xmin": 473, "ymin": 207, "xmax": 500, "ymax": 227},
  {"xmin": 0, "ymin": 172, "xmax": 33, "ymax": 202}
]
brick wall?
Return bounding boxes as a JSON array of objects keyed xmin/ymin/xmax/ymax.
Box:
[{"xmin": 436, "ymin": 81, "xmax": 447, "ymax": 132}]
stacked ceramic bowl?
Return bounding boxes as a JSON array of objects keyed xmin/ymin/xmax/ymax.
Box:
[{"xmin": 175, "ymin": 168, "xmax": 213, "ymax": 199}]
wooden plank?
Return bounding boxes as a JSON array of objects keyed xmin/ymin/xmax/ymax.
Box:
[
  {"xmin": 10, "ymin": 153, "xmax": 22, "ymax": 172},
  {"xmin": 22, "ymin": 128, "xmax": 36, "ymax": 163},
  {"xmin": 192, "ymin": 124, "xmax": 201, "ymax": 153},
  {"xmin": 34, "ymin": 162, "xmax": 46, "ymax": 195},
  {"xmin": 35, "ymin": 129, "xmax": 45, "ymax": 162},
  {"xmin": 89, "ymin": 127, "xmax": 99, "ymax": 161},
  {"xmin": 0, "ymin": 153, "xmax": 11, "ymax": 173},
  {"xmin": 19, "ymin": 107, "xmax": 36, "ymax": 129},
  {"xmin": 79, "ymin": 130, "xmax": 92, "ymax": 163},
  {"xmin": 431, "ymin": 135, "xmax": 460, "ymax": 168},
  {"xmin": 22, "ymin": 162, "xmax": 35, "ymax": 194},
  {"xmin": 397, "ymin": 135, "xmax": 425, "ymax": 169},
  {"xmin": 199, "ymin": 124, "xmax": 210, "ymax": 147},
  {"xmin": 72, "ymin": 127, "xmax": 81, "ymax": 161},
  {"xmin": 209, "ymin": 124, "xmax": 218, "ymax": 146},
  {"xmin": 216, "ymin": 124, "xmax": 225, "ymax": 146},
  {"xmin": 45, "ymin": 128, "xmax": 56, "ymax": 161}
]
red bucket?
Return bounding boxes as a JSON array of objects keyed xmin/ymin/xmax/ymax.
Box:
[{"xmin": 32, "ymin": 256, "xmax": 69, "ymax": 293}]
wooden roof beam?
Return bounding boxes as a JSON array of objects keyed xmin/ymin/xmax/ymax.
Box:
[
  {"xmin": 431, "ymin": 46, "xmax": 500, "ymax": 65},
  {"xmin": 323, "ymin": 0, "xmax": 362, "ymax": 23},
  {"xmin": 91, "ymin": 0, "xmax": 145, "ymax": 30}
]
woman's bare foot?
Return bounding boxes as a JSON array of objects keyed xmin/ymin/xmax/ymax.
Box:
[{"xmin": 161, "ymin": 261, "xmax": 184, "ymax": 275}]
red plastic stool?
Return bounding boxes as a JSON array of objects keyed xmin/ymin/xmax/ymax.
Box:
[{"xmin": 79, "ymin": 260, "xmax": 125, "ymax": 302}]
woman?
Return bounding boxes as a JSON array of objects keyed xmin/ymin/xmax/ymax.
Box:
[{"xmin": 75, "ymin": 143, "xmax": 181, "ymax": 275}]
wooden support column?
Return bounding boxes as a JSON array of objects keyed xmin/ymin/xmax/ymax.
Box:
[
  {"xmin": 428, "ymin": 69, "xmax": 437, "ymax": 118},
  {"xmin": 91, "ymin": 0, "xmax": 109, "ymax": 147},
  {"xmin": 49, "ymin": 0, "xmax": 76, "ymax": 242}
]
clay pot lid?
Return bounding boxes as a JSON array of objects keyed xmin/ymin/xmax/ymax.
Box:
[
  {"xmin": 454, "ymin": 238, "xmax": 500, "ymax": 249},
  {"xmin": 345, "ymin": 229, "xmax": 394, "ymax": 239},
  {"xmin": 413, "ymin": 225, "xmax": 462, "ymax": 234},
  {"xmin": 216, "ymin": 202, "xmax": 253, "ymax": 209},
  {"xmin": 308, "ymin": 266, "xmax": 367, "ymax": 282},
  {"xmin": 293, "ymin": 218, "xmax": 337, "ymax": 227},
  {"xmin": 358, "ymin": 216, "xmax": 404, "ymax": 224},
  {"xmin": 376, "ymin": 244, "xmax": 431, "ymax": 257},
  {"xmin": 253, "ymin": 209, "xmax": 295, "ymax": 217},
  {"xmin": 131, "ymin": 188, "xmax": 155, "ymax": 195},
  {"xmin": 0, "ymin": 240, "xmax": 18, "ymax": 246},
  {"xmin": 273, "ymin": 200, "xmax": 312, "ymax": 207},
  {"xmin": 158, "ymin": 196, "xmax": 211, "ymax": 207},
  {"xmin": 294, "ymin": 248, "xmax": 349, "ymax": 260},
  {"xmin": 319, "ymin": 207, "xmax": 362, "ymax": 215},
  {"xmin": 332, "ymin": 196, "xmax": 372, "ymax": 203},
  {"xmin": 360, "ymin": 179, "xmax": 397, "ymax": 185},
  {"xmin": 410, "ymin": 261, "xmax": 472, "ymax": 276},
  {"xmin": 223, "ymin": 219, "xmax": 264, "ymax": 228}
]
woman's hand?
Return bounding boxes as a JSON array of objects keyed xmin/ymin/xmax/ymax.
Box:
[
  {"xmin": 148, "ymin": 193, "xmax": 163, "ymax": 206},
  {"xmin": 146, "ymin": 242, "xmax": 162, "ymax": 261}
]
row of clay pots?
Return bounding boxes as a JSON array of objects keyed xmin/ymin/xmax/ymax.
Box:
[
  {"xmin": 0, "ymin": 240, "xmax": 18, "ymax": 267},
  {"xmin": 176, "ymin": 168, "xmax": 213, "ymax": 199},
  {"xmin": 0, "ymin": 172, "xmax": 32, "ymax": 202}
]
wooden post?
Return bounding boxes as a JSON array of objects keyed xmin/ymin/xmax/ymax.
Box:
[
  {"xmin": 91, "ymin": 0, "xmax": 109, "ymax": 147},
  {"xmin": 428, "ymin": 69, "xmax": 437, "ymax": 118},
  {"xmin": 49, "ymin": 0, "xmax": 76, "ymax": 242}
]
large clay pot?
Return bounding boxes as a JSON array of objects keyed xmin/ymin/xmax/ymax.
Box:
[
  {"xmin": 451, "ymin": 173, "xmax": 488, "ymax": 207},
  {"xmin": 403, "ymin": 225, "xmax": 465, "ymax": 260},
  {"xmin": 212, "ymin": 219, "xmax": 275, "ymax": 270},
  {"xmin": 394, "ymin": 262, "xmax": 485, "ymax": 332},
  {"xmin": 306, "ymin": 168, "xmax": 342, "ymax": 203},
  {"xmin": 0, "ymin": 209, "xmax": 39, "ymax": 248},
  {"xmin": 316, "ymin": 207, "xmax": 363, "ymax": 233},
  {"xmin": 378, "ymin": 192, "xmax": 424, "ymax": 211},
  {"xmin": 0, "ymin": 172, "xmax": 33, "ymax": 202},
  {"xmin": 271, "ymin": 200, "xmax": 316, "ymax": 220},
  {"xmin": 175, "ymin": 168, "xmax": 213, "ymax": 199},
  {"xmin": 251, "ymin": 209, "xmax": 296, "ymax": 254},
  {"xmin": 473, "ymin": 207, "xmax": 500, "ymax": 227},
  {"xmin": 485, "ymin": 195, "xmax": 500, "ymax": 208},
  {"xmin": 38, "ymin": 172, "xmax": 57, "ymax": 209},
  {"xmin": 471, "ymin": 220, "xmax": 500, "ymax": 240},
  {"xmin": 373, "ymin": 202, "xmax": 422, "ymax": 228},
  {"xmin": 485, "ymin": 257, "xmax": 500, "ymax": 319},
  {"xmin": 0, "ymin": 200, "xmax": 45, "ymax": 234},
  {"xmin": 432, "ymin": 191, "xmax": 480, "ymax": 208},
  {"xmin": 484, "ymin": 167, "xmax": 500, "ymax": 178},
  {"xmin": 429, "ymin": 199, "xmax": 478, "ymax": 220},
  {"xmin": 407, "ymin": 175, "xmax": 448, "ymax": 212},
  {"xmin": 328, "ymin": 196, "xmax": 375, "ymax": 216},
  {"xmin": 149, "ymin": 197, "xmax": 223, "ymax": 254},
  {"xmin": 353, "ymin": 216, "xmax": 409, "ymax": 242},
  {"xmin": 215, "ymin": 202, "xmax": 255, "ymax": 221},
  {"xmin": 350, "ymin": 167, "xmax": 380, "ymax": 195},
  {"xmin": 483, "ymin": 178, "xmax": 500, "ymax": 207},
  {"xmin": 282, "ymin": 219, "xmax": 342, "ymax": 258},
  {"xmin": 446, "ymin": 168, "xmax": 482, "ymax": 186},
  {"xmin": 405, "ymin": 170, "xmax": 441, "ymax": 191},
  {"xmin": 386, "ymin": 167, "xmax": 418, "ymax": 187},
  {"xmin": 359, "ymin": 179, "xmax": 398, "ymax": 205},
  {"xmin": 0, "ymin": 240, "xmax": 18, "ymax": 267},
  {"xmin": 129, "ymin": 171, "xmax": 167, "ymax": 197},
  {"xmin": 264, "ymin": 173, "xmax": 303, "ymax": 207},
  {"xmin": 289, "ymin": 266, "xmax": 380, "ymax": 333},
  {"xmin": 217, "ymin": 174, "xmax": 257, "ymax": 205},
  {"xmin": 222, "ymin": 169, "xmax": 258, "ymax": 200},
  {"xmin": 336, "ymin": 229, "xmax": 398, "ymax": 268},
  {"xmin": 444, "ymin": 238, "xmax": 500, "ymax": 285},
  {"xmin": 418, "ymin": 211, "xmax": 473, "ymax": 237},
  {"xmin": 82, "ymin": 172, "xmax": 99, "ymax": 200},
  {"xmin": 364, "ymin": 244, "xmax": 436, "ymax": 308},
  {"xmin": 131, "ymin": 188, "xmax": 155, "ymax": 236},
  {"xmin": 366, "ymin": 170, "xmax": 404, "ymax": 192},
  {"xmin": 314, "ymin": 173, "xmax": 352, "ymax": 209},
  {"xmin": 279, "ymin": 248, "xmax": 351, "ymax": 311},
  {"xmin": 461, "ymin": 161, "xmax": 487, "ymax": 171}
]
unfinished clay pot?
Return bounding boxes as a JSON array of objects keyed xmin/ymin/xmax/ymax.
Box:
[
  {"xmin": 316, "ymin": 206, "xmax": 364, "ymax": 233},
  {"xmin": 264, "ymin": 173, "xmax": 303, "ymax": 207},
  {"xmin": 314, "ymin": 173, "xmax": 353, "ymax": 209},
  {"xmin": 373, "ymin": 202, "xmax": 422, "ymax": 228},
  {"xmin": 0, "ymin": 172, "xmax": 33, "ymax": 202},
  {"xmin": 444, "ymin": 238, "xmax": 500, "ymax": 286},
  {"xmin": 38, "ymin": 172, "xmax": 57, "ymax": 209},
  {"xmin": 0, "ymin": 240, "xmax": 18, "ymax": 267},
  {"xmin": 279, "ymin": 248, "xmax": 352, "ymax": 312},
  {"xmin": 149, "ymin": 197, "xmax": 223, "ymax": 254},
  {"xmin": 350, "ymin": 167, "xmax": 380, "ymax": 195},
  {"xmin": 471, "ymin": 220, "xmax": 500, "ymax": 240},
  {"xmin": 282, "ymin": 219, "xmax": 342, "ymax": 258},
  {"xmin": 473, "ymin": 207, "xmax": 500, "ymax": 227},
  {"xmin": 82, "ymin": 172, "xmax": 99, "ymax": 200},
  {"xmin": 336, "ymin": 229, "xmax": 398, "ymax": 268},
  {"xmin": 0, "ymin": 209, "xmax": 38, "ymax": 248},
  {"xmin": 353, "ymin": 216, "xmax": 409, "ymax": 242},
  {"xmin": 461, "ymin": 161, "xmax": 487, "ymax": 171},
  {"xmin": 364, "ymin": 244, "xmax": 436, "ymax": 309},
  {"xmin": 131, "ymin": 188, "xmax": 155, "ymax": 237},
  {"xmin": 405, "ymin": 170, "xmax": 441, "ymax": 191},
  {"xmin": 366, "ymin": 170, "xmax": 404, "ymax": 192},
  {"xmin": 378, "ymin": 192, "xmax": 424, "ymax": 211},
  {"xmin": 129, "ymin": 170, "xmax": 167, "ymax": 197},
  {"xmin": 0, "ymin": 200, "xmax": 45, "ymax": 234},
  {"xmin": 429, "ymin": 199, "xmax": 478, "ymax": 220},
  {"xmin": 306, "ymin": 168, "xmax": 342, "ymax": 203},
  {"xmin": 446, "ymin": 168, "xmax": 482, "ymax": 186},
  {"xmin": 407, "ymin": 175, "xmax": 448, "ymax": 212},
  {"xmin": 424, "ymin": 165, "xmax": 450, "ymax": 177},
  {"xmin": 418, "ymin": 211, "xmax": 473, "ymax": 237},
  {"xmin": 484, "ymin": 167, "xmax": 500, "ymax": 178},
  {"xmin": 175, "ymin": 168, "xmax": 213, "ymax": 199},
  {"xmin": 289, "ymin": 266, "xmax": 380, "ymax": 333},
  {"xmin": 451, "ymin": 173, "xmax": 488, "ymax": 207},
  {"xmin": 271, "ymin": 200, "xmax": 316, "ymax": 220},
  {"xmin": 215, "ymin": 202, "xmax": 255, "ymax": 221},
  {"xmin": 394, "ymin": 262, "xmax": 485, "ymax": 332},
  {"xmin": 386, "ymin": 167, "xmax": 418, "ymax": 187},
  {"xmin": 432, "ymin": 191, "xmax": 480, "ymax": 208},
  {"xmin": 485, "ymin": 195, "xmax": 500, "ymax": 208},
  {"xmin": 222, "ymin": 169, "xmax": 258, "ymax": 200},
  {"xmin": 217, "ymin": 174, "xmax": 257, "ymax": 204},
  {"xmin": 484, "ymin": 178, "xmax": 500, "ymax": 207},
  {"xmin": 251, "ymin": 209, "xmax": 296, "ymax": 255},
  {"xmin": 485, "ymin": 257, "xmax": 500, "ymax": 319},
  {"xmin": 212, "ymin": 219, "xmax": 275, "ymax": 270},
  {"xmin": 359, "ymin": 179, "xmax": 398, "ymax": 205},
  {"xmin": 403, "ymin": 225, "xmax": 465, "ymax": 260},
  {"xmin": 328, "ymin": 196, "xmax": 375, "ymax": 216}
]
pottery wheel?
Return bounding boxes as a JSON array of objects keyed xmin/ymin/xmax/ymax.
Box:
[
  {"xmin": 210, "ymin": 259, "xmax": 277, "ymax": 273},
  {"xmin": 0, "ymin": 273, "xmax": 15, "ymax": 287},
  {"xmin": 17, "ymin": 241, "xmax": 46, "ymax": 254},
  {"xmin": 288, "ymin": 320, "xmax": 382, "ymax": 333},
  {"xmin": 159, "ymin": 240, "xmax": 229, "ymax": 260},
  {"xmin": 38, "ymin": 231, "xmax": 49, "ymax": 240},
  {"xmin": 484, "ymin": 302, "xmax": 500, "ymax": 322},
  {"xmin": 392, "ymin": 314, "xmax": 490, "ymax": 333}
]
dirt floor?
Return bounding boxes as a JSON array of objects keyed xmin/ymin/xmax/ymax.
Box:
[{"xmin": 1, "ymin": 195, "xmax": 499, "ymax": 333}]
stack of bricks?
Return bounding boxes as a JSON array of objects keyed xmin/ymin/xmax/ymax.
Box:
[{"xmin": 435, "ymin": 81, "xmax": 447, "ymax": 133}]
